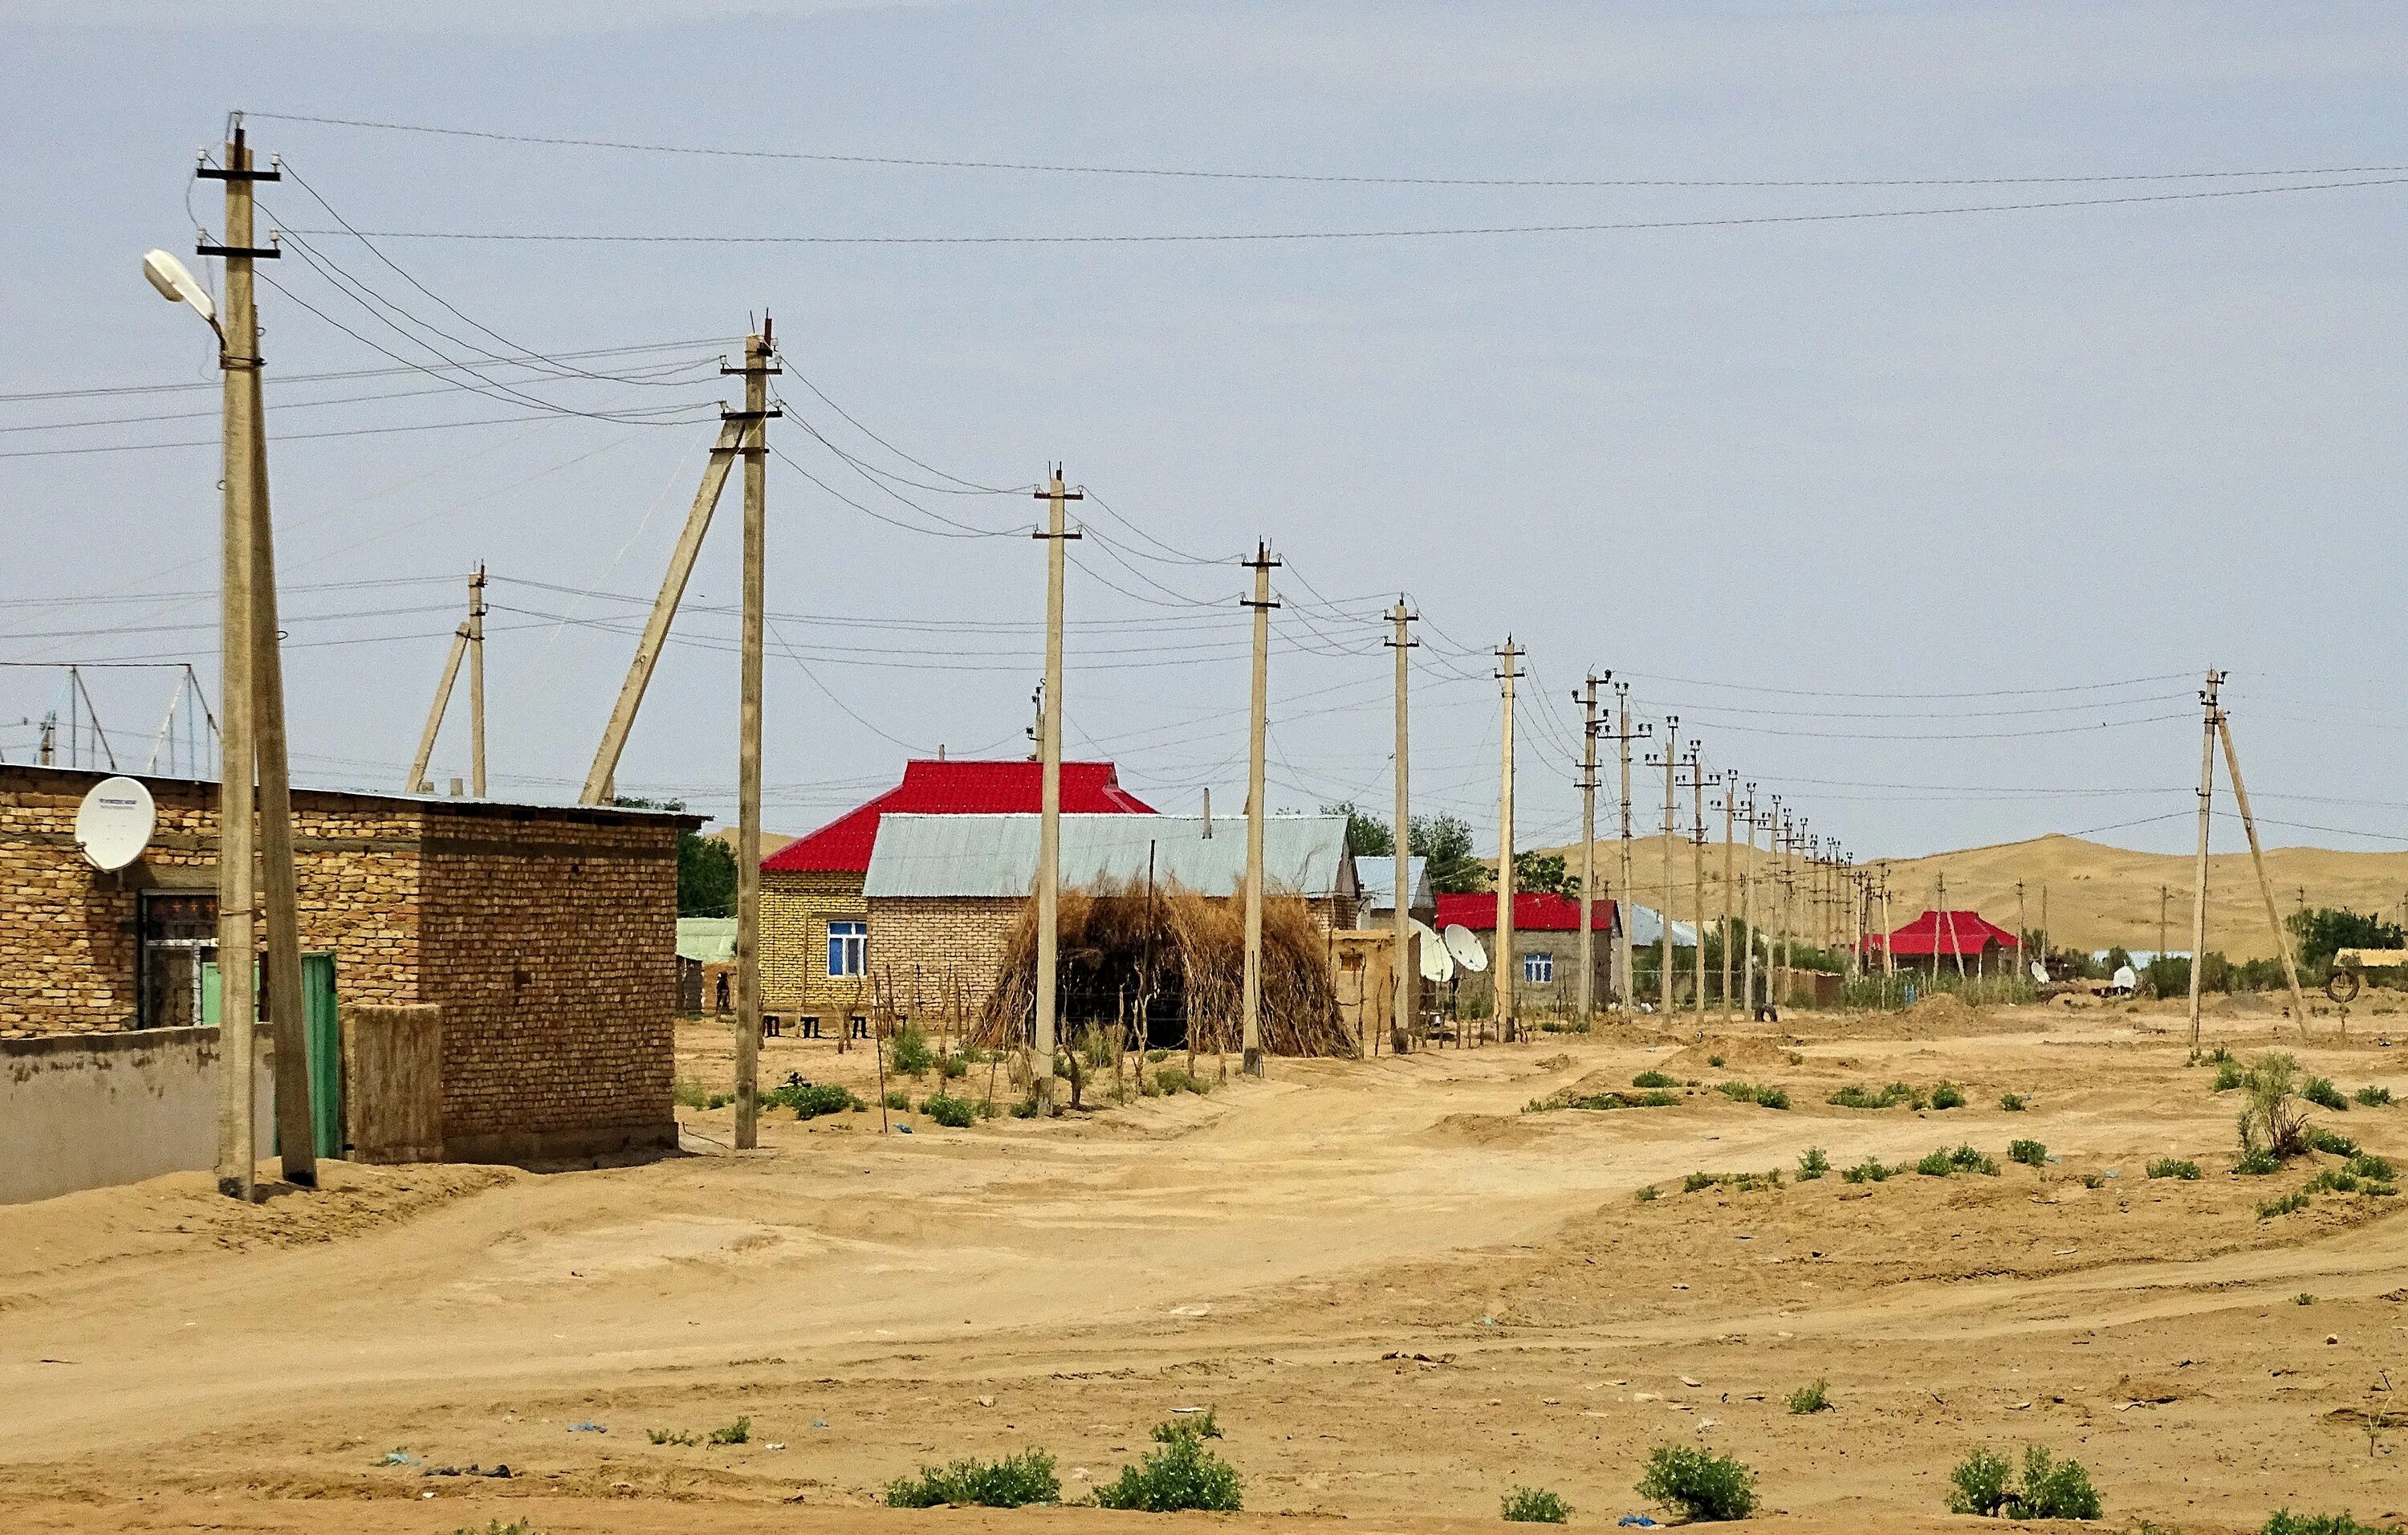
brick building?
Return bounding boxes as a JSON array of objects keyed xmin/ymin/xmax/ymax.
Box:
[
  {"xmin": 1432, "ymin": 891, "xmax": 1622, "ymax": 1016},
  {"xmin": 759, "ymin": 758, "xmax": 1150, "ymax": 1026},
  {"xmin": 0, "ymin": 763, "xmax": 694, "ymax": 1162}
]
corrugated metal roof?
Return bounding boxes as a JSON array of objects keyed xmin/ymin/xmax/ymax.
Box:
[
  {"xmin": 864, "ymin": 813, "xmax": 1356, "ymax": 900},
  {"xmin": 1357, "ymin": 856, "xmax": 1428, "ymax": 909},
  {"xmin": 763, "ymin": 759, "xmax": 1153, "ymax": 874},
  {"xmin": 676, "ymin": 917, "xmax": 737, "ymax": 963},
  {"xmin": 1621, "ymin": 902, "xmax": 1698, "ymax": 947}
]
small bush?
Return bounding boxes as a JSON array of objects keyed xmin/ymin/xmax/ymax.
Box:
[
  {"xmin": 2346, "ymin": 1152, "xmax": 2397, "ymax": 1181},
  {"xmin": 885, "ymin": 1449, "xmax": 1061, "ymax": 1508},
  {"xmin": 2239, "ymin": 1053, "xmax": 2313, "ymax": 1159},
  {"xmin": 1708, "ymin": 1054, "xmax": 1725, "ymax": 1068},
  {"xmin": 708, "ymin": 1416, "xmax": 751, "ymax": 1446},
  {"xmin": 1788, "ymin": 1378, "xmax": 1832, "ymax": 1414},
  {"xmin": 1145, "ymin": 1048, "xmax": 1169, "ymax": 1062},
  {"xmin": 1548, "ymin": 1090, "xmax": 1678, "ymax": 1111},
  {"xmin": 882, "ymin": 1089, "xmax": 910, "ymax": 1111},
  {"xmin": 1915, "ymin": 1149, "xmax": 1956, "ymax": 1177},
  {"xmin": 2261, "ymin": 1513, "xmax": 2405, "ymax": 1535},
  {"xmin": 1756, "ymin": 1086, "xmax": 1791, "ymax": 1110},
  {"xmin": 786, "ymin": 1083, "xmax": 857, "ymax": 1120},
  {"xmin": 2312, "ymin": 1169, "xmax": 2362, "ymax": 1195},
  {"xmin": 1950, "ymin": 1144, "xmax": 2000, "ymax": 1175},
  {"xmin": 2146, "ymin": 1158, "xmax": 2203, "ymax": 1180},
  {"xmin": 1843, "ymin": 1158, "xmax": 1892, "ymax": 1184},
  {"xmin": 890, "ymin": 1026, "xmax": 936, "ymax": 1077},
  {"xmin": 648, "ymin": 1427, "xmax": 696, "ymax": 1445},
  {"xmin": 2236, "ymin": 1148, "xmax": 2280, "ymax": 1175},
  {"xmin": 1502, "ymin": 1487, "xmax": 1572, "ymax": 1523},
  {"xmin": 2081, "ymin": 1171, "xmax": 2107, "ymax": 1189},
  {"xmin": 1632, "ymin": 1069, "xmax": 1677, "ymax": 1089},
  {"xmin": 1092, "ymin": 1418, "xmax": 1243, "ymax": 1513},
  {"xmin": 1715, "ymin": 1080, "xmax": 1755, "ymax": 1102},
  {"xmin": 1830, "ymin": 1081, "xmax": 1918, "ymax": 1110},
  {"xmin": 921, "ymin": 1093, "xmax": 974, "ymax": 1128},
  {"xmin": 2304, "ymin": 1077, "xmax": 2349, "ymax": 1112},
  {"xmin": 940, "ymin": 1053, "xmax": 970, "ymax": 1080},
  {"xmin": 2009, "ymin": 1138, "xmax": 2048, "ymax": 1168},
  {"xmin": 1999, "ymin": 1092, "xmax": 2028, "ymax": 1112},
  {"xmin": 2353, "ymin": 1085, "xmax": 2392, "ymax": 1107},
  {"xmin": 2308, "ymin": 1127, "xmax": 2358, "ymax": 1158},
  {"xmin": 2215, "ymin": 1060, "xmax": 2245, "ymax": 1091},
  {"xmin": 1683, "ymin": 1171, "xmax": 1719, "ymax": 1193},
  {"xmin": 1151, "ymin": 1066, "xmax": 1209, "ymax": 1095},
  {"xmin": 1797, "ymin": 1146, "xmax": 1830, "ymax": 1181},
  {"xmin": 1930, "ymin": 1081, "xmax": 1966, "ymax": 1110},
  {"xmin": 2259, "ymin": 1189, "xmax": 2312, "ymax": 1219},
  {"xmin": 1948, "ymin": 1445, "xmax": 2101, "ymax": 1519},
  {"xmin": 1636, "ymin": 1444, "xmax": 1755, "ymax": 1521},
  {"xmin": 1009, "ymin": 1097, "xmax": 1040, "ymax": 1118},
  {"xmin": 1634, "ymin": 1183, "xmax": 1660, "ymax": 1203},
  {"xmin": 673, "ymin": 1078, "xmax": 712, "ymax": 1110},
  {"xmin": 2296, "ymin": 1292, "xmax": 2316, "ymax": 1305}
]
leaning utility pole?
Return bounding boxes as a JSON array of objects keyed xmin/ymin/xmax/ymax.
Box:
[
  {"xmin": 2216, "ymin": 702, "xmax": 2311, "ymax": 1025},
  {"xmin": 1241, "ymin": 541, "xmax": 1280, "ymax": 1075},
  {"xmin": 2186, "ymin": 670, "xmax": 2220, "ymax": 1051},
  {"xmin": 1718, "ymin": 772, "xmax": 1737, "ymax": 1018},
  {"xmin": 1034, "ymin": 470, "xmax": 1084, "ymax": 1107},
  {"xmin": 1387, "ymin": 601, "xmax": 1418, "ymax": 1053},
  {"xmin": 1610, "ymin": 682, "xmax": 1647, "ymax": 1009},
  {"xmin": 1494, "ymin": 639, "xmax": 1523, "ymax": 1043},
  {"xmin": 407, "ymin": 616, "xmax": 470, "ymax": 794},
  {"xmin": 1649, "ymin": 717, "xmax": 1681, "ymax": 1012},
  {"xmin": 730, "ymin": 324, "xmax": 776, "ymax": 1150},
  {"xmin": 1576, "ymin": 675, "xmax": 1601, "ymax": 1025}
]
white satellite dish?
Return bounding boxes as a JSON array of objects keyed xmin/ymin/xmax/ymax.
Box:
[
  {"xmin": 2029, "ymin": 960, "xmax": 2049, "ymax": 985},
  {"xmin": 1443, "ymin": 923, "xmax": 1489, "ymax": 974},
  {"xmin": 1411, "ymin": 918, "xmax": 1454, "ymax": 983},
  {"xmin": 75, "ymin": 776, "xmax": 156, "ymax": 872}
]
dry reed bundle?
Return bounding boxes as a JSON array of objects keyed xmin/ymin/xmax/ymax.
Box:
[{"xmin": 973, "ymin": 878, "xmax": 1348, "ymax": 1057}]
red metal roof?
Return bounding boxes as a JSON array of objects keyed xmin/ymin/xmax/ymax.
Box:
[
  {"xmin": 1865, "ymin": 908, "xmax": 2021, "ymax": 957},
  {"xmin": 762, "ymin": 759, "xmax": 1153, "ymax": 874},
  {"xmin": 1433, "ymin": 891, "xmax": 1617, "ymax": 933}
]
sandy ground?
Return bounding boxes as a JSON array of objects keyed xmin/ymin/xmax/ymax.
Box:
[{"xmin": 5, "ymin": 999, "xmax": 2407, "ymax": 1533}]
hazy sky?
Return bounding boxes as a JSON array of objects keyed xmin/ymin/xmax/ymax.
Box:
[{"xmin": 3, "ymin": 1, "xmax": 2403, "ymax": 866}]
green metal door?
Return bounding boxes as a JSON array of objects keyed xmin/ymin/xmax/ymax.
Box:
[{"xmin": 203, "ymin": 954, "xmax": 343, "ymax": 1158}]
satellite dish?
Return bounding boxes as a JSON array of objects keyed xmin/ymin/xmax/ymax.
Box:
[
  {"xmin": 75, "ymin": 776, "xmax": 156, "ymax": 872},
  {"xmin": 2029, "ymin": 960, "xmax": 2049, "ymax": 985},
  {"xmin": 1411, "ymin": 918, "xmax": 1454, "ymax": 983},
  {"xmin": 1443, "ymin": 923, "xmax": 1489, "ymax": 973}
]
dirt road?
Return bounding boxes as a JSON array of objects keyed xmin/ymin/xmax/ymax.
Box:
[{"xmin": 4, "ymin": 999, "xmax": 2404, "ymax": 1532}]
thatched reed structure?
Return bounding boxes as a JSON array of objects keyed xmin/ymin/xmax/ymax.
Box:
[{"xmin": 973, "ymin": 879, "xmax": 1349, "ymax": 1057}]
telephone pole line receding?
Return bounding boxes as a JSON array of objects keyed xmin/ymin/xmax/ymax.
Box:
[
  {"xmin": 1494, "ymin": 639, "xmax": 1523, "ymax": 1044},
  {"xmin": 1576, "ymin": 675, "xmax": 1601, "ymax": 1026},
  {"xmin": 1387, "ymin": 601, "xmax": 1418, "ymax": 1054},
  {"xmin": 1648, "ymin": 717, "xmax": 1680, "ymax": 1015},
  {"xmin": 2186, "ymin": 670, "xmax": 2221, "ymax": 1051},
  {"xmin": 1718, "ymin": 772, "xmax": 1736, "ymax": 1019},
  {"xmin": 1610, "ymin": 683, "xmax": 1648, "ymax": 1011},
  {"xmin": 1033, "ymin": 470, "xmax": 1084, "ymax": 1108},
  {"xmin": 1686, "ymin": 747, "xmax": 1706, "ymax": 1019},
  {"xmin": 729, "ymin": 323, "xmax": 777, "ymax": 1150},
  {"xmin": 1241, "ymin": 541, "xmax": 1281, "ymax": 1077}
]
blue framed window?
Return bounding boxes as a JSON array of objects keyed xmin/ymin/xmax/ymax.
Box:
[
  {"xmin": 1523, "ymin": 951, "xmax": 1554, "ymax": 984},
  {"xmin": 828, "ymin": 921, "xmax": 867, "ymax": 978}
]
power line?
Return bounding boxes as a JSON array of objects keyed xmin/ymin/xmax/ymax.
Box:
[{"xmin": 0, "ymin": 339, "xmax": 728, "ymax": 406}]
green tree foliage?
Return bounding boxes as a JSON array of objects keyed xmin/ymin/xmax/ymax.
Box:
[
  {"xmin": 1322, "ymin": 801, "xmax": 1394, "ymax": 859},
  {"xmin": 2287, "ymin": 906, "xmax": 2406, "ymax": 979},
  {"xmin": 612, "ymin": 796, "xmax": 737, "ymax": 917},
  {"xmin": 1513, "ymin": 848, "xmax": 1572, "ymax": 897},
  {"xmin": 1409, "ymin": 812, "xmax": 1487, "ymax": 894}
]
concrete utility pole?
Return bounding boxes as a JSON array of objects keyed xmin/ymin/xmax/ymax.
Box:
[
  {"xmin": 1718, "ymin": 772, "xmax": 1736, "ymax": 1018},
  {"xmin": 1034, "ymin": 470, "xmax": 1084, "ymax": 1106},
  {"xmin": 1880, "ymin": 869, "xmax": 1896, "ymax": 983},
  {"xmin": 1576, "ymin": 675, "xmax": 1601, "ymax": 1025},
  {"xmin": 2217, "ymin": 705, "xmax": 2312, "ymax": 1025},
  {"xmin": 1494, "ymin": 639, "xmax": 1523, "ymax": 1043},
  {"xmin": 1649, "ymin": 716, "xmax": 1681, "ymax": 1013},
  {"xmin": 1241, "ymin": 541, "xmax": 1280, "ymax": 1075},
  {"xmin": 1610, "ymin": 682, "xmax": 1647, "ymax": 1010},
  {"xmin": 1686, "ymin": 748, "xmax": 1706, "ymax": 1018},
  {"xmin": 1741, "ymin": 791, "xmax": 1764, "ymax": 1016},
  {"xmin": 2016, "ymin": 880, "xmax": 2028, "ymax": 979},
  {"xmin": 2186, "ymin": 670, "xmax": 2220, "ymax": 1051},
  {"xmin": 407, "ymin": 618, "xmax": 470, "ymax": 793},
  {"xmin": 467, "ymin": 564, "xmax": 487, "ymax": 797},
  {"xmin": 1779, "ymin": 808, "xmax": 1796, "ymax": 1001},
  {"xmin": 582, "ymin": 418, "xmax": 745, "ymax": 804},
  {"xmin": 1388, "ymin": 601, "xmax": 1418, "ymax": 1053},
  {"xmin": 197, "ymin": 121, "xmax": 311, "ymax": 1196},
  {"xmin": 2158, "ymin": 884, "xmax": 2169, "ymax": 963},
  {"xmin": 730, "ymin": 324, "xmax": 776, "ymax": 1150}
]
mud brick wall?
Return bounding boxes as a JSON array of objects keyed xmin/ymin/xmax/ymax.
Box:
[
  {"xmin": 418, "ymin": 805, "xmax": 681, "ymax": 1162},
  {"xmin": 762, "ymin": 869, "xmax": 871, "ymax": 1015},
  {"xmin": 863, "ymin": 895, "xmax": 1024, "ymax": 1019}
]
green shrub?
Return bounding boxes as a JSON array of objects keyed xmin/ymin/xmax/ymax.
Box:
[
  {"xmin": 1635, "ymin": 1444, "xmax": 1756, "ymax": 1521},
  {"xmin": 882, "ymin": 1089, "xmax": 910, "ymax": 1111},
  {"xmin": 1999, "ymin": 1092, "xmax": 2028, "ymax": 1112},
  {"xmin": 708, "ymin": 1416, "xmax": 750, "ymax": 1446},
  {"xmin": 1949, "ymin": 1144, "xmax": 2000, "ymax": 1175},
  {"xmin": 1151, "ymin": 1066, "xmax": 1208, "ymax": 1095},
  {"xmin": 1930, "ymin": 1081, "xmax": 1966, "ymax": 1110},
  {"xmin": 940, "ymin": 1053, "xmax": 970, "ymax": 1080},
  {"xmin": 2259, "ymin": 1189, "xmax": 2312, "ymax": 1219},
  {"xmin": 2261, "ymin": 1513, "xmax": 2404, "ymax": 1535},
  {"xmin": 1009, "ymin": 1097, "xmax": 1040, "ymax": 1118},
  {"xmin": 785, "ymin": 1083, "xmax": 857, "ymax": 1120},
  {"xmin": 2308, "ymin": 1127, "xmax": 2358, "ymax": 1158},
  {"xmin": 885, "ymin": 1449, "xmax": 1061, "ymax": 1508},
  {"xmin": 1549, "ymin": 1090, "xmax": 1678, "ymax": 1111},
  {"xmin": 1715, "ymin": 1081, "xmax": 1755, "ymax": 1102},
  {"xmin": 1632, "ymin": 1069, "xmax": 1676, "ymax": 1089},
  {"xmin": 2236, "ymin": 1148, "xmax": 2280, "ymax": 1175},
  {"xmin": 1634, "ymin": 1183, "xmax": 1660, "ymax": 1203},
  {"xmin": 1843, "ymin": 1158, "xmax": 1892, "ymax": 1184},
  {"xmin": 2304, "ymin": 1077, "xmax": 2349, "ymax": 1111},
  {"xmin": 1708, "ymin": 1054, "xmax": 1725, "ymax": 1068},
  {"xmin": 1787, "ymin": 1378, "xmax": 1832, "ymax": 1414},
  {"xmin": 1756, "ymin": 1086, "xmax": 1791, "ymax": 1110},
  {"xmin": 1501, "ymin": 1487, "xmax": 1572, "ymax": 1523},
  {"xmin": 921, "ymin": 1093, "xmax": 974, "ymax": 1128},
  {"xmin": 2311, "ymin": 1169, "xmax": 2361, "ymax": 1195},
  {"xmin": 1915, "ymin": 1149, "xmax": 1956, "ymax": 1177},
  {"xmin": 1797, "ymin": 1146, "xmax": 1830, "ymax": 1181},
  {"xmin": 2346, "ymin": 1152, "xmax": 2397, "ymax": 1181},
  {"xmin": 1830, "ymin": 1081, "xmax": 1917, "ymax": 1110},
  {"xmin": 648, "ymin": 1427, "xmax": 697, "ymax": 1445},
  {"xmin": 2296, "ymin": 1292, "xmax": 2316, "ymax": 1305},
  {"xmin": 2353, "ymin": 1085, "xmax": 2392, "ymax": 1107},
  {"xmin": 2214, "ymin": 1059, "xmax": 2245, "ymax": 1091},
  {"xmin": 2146, "ymin": 1158, "xmax": 2202, "ymax": 1180},
  {"xmin": 1092, "ymin": 1418, "xmax": 1242, "ymax": 1513},
  {"xmin": 890, "ymin": 1026, "xmax": 936, "ymax": 1077},
  {"xmin": 1682, "ymin": 1171, "xmax": 1719, "ymax": 1193},
  {"xmin": 2009, "ymin": 1138, "xmax": 2048, "ymax": 1168},
  {"xmin": 2239, "ymin": 1053, "xmax": 2313, "ymax": 1159},
  {"xmin": 1948, "ymin": 1445, "xmax": 2101, "ymax": 1518},
  {"xmin": 673, "ymin": 1078, "xmax": 712, "ymax": 1110}
]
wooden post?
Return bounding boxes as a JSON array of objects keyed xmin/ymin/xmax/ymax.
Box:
[
  {"xmin": 2186, "ymin": 670, "xmax": 2220, "ymax": 1051},
  {"xmin": 1389, "ymin": 601, "xmax": 1418, "ymax": 1052},
  {"xmin": 580, "ymin": 418, "xmax": 744, "ymax": 804},
  {"xmin": 1241, "ymin": 542, "xmax": 1279, "ymax": 1075},
  {"xmin": 1576, "ymin": 676, "xmax": 1600, "ymax": 1025},
  {"xmin": 731, "ymin": 324, "xmax": 775, "ymax": 1150},
  {"xmin": 1494, "ymin": 639, "xmax": 1523, "ymax": 1042},
  {"xmin": 467, "ymin": 564, "xmax": 487, "ymax": 797},
  {"xmin": 1035, "ymin": 471, "xmax": 1084, "ymax": 1106},
  {"xmin": 406, "ymin": 623, "xmax": 469, "ymax": 793},
  {"xmin": 2217, "ymin": 709, "xmax": 2311, "ymax": 1025}
]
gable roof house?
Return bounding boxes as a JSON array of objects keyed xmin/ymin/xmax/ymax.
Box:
[
  {"xmin": 758, "ymin": 759, "xmax": 1151, "ymax": 1019},
  {"xmin": 1431, "ymin": 891, "xmax": 1623, "ymax": 1016}
]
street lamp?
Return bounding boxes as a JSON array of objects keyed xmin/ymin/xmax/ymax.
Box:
[{"xmin": 142, "ymin": 249, "xmax": 218, "ymax": 334}]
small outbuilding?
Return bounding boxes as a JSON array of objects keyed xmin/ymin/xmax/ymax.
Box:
[{"xmin": 1865, "ymin": 908, "xmax": 2022, "ymax": 972}]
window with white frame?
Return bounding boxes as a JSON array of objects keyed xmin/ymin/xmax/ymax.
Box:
[
  {"xmin": 1523, "ymin": 950, "xmax": 1554, "ymax": 984},
  {"xmin": 827, "ymin": 920, "xmax": 867, "ymax": 978}
]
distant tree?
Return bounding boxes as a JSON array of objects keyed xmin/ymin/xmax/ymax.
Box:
[
  {"xmin": 1513, "ymin": 849, "xmax": 1572, "ymax": 898},
  {"xmin": 1409, "ymin": 812, "xmax": 1487, "ymax": 894},
  {"xmin": 614, "ymin": 795, "xmax": 737, "ymax": 917},
  {"xmin": 2103, "ymin": 946, "xmax": 2133, "ymax": 975},
  {"xmin": 2286, "ymin": 906, "xmax": 2406, "ymax": 979},
  {"xmin": 1322, "ymin": 801, "xmax": 1394, "ymax": 859}
]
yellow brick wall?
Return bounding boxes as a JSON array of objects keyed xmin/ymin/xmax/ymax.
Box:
[
  {"xmin": 761, "ymin": 869, "xmax": 871, "ymax": 1016},
  {"xmin": 864, "ymin": 896, "xmax": 1025, "ymax": 1021}
]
